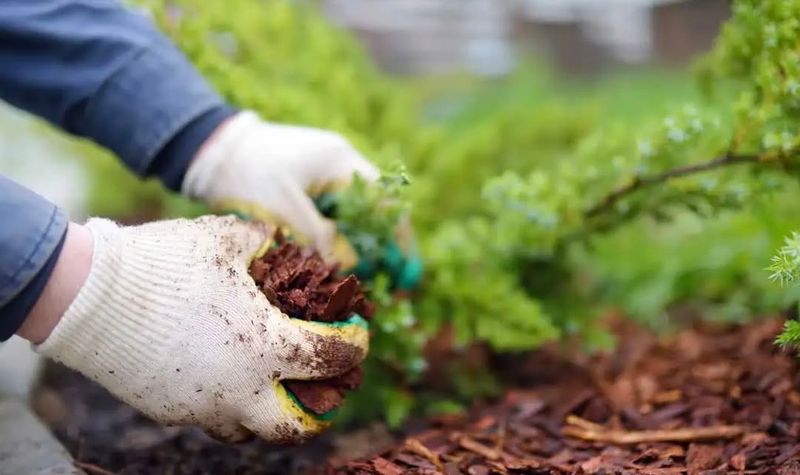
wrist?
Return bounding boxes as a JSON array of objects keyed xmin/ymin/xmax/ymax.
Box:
[
  {"xmin": 149, "ymin": 105, "xmax": 236, "ymax": 191},
  {"xmin": 182, "ymin": 110, "xmax": 261, "ymax": 198},
  {"xmin": 18, "ymin": 223, "xmax": 93, "ymax": 344},
  {"xmin": 190, "ymin": 110, "xmax": 237, "ymax": 167}
]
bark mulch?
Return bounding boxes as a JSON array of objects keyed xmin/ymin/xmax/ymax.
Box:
[
  {"xmin": 331, "ymin": 318, "xmax": 800, "ymax": 474},
  {"xmin": 249, "ymin": 232, "xmax": 374, "ymax": 415},
  {"xmin": 33, "ymin": 318, "xmax": 800, "ymax": 474}
]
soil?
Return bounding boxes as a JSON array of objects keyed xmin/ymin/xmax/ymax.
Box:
[
  {"xmin": 35, "ymin": 363, "xmax": 339, "ymax": 475},
  {"xmin": 249, "ymin": 231, "xmax": 374, "ymax": 414},
  {"xmin": 331, "ymin": 318, "xmax": 800, "ymax": 474}
]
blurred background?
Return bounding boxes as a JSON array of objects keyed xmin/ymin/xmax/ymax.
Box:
[
  {"xmin": 1, "ymin": 0, "xmax": 732, "ymax": 218},
  {"xmin": 323, "ymin": 0, "xmax": 727, "ymax": 77}
]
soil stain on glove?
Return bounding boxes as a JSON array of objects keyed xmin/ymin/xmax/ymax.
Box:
[{"xmin": 249, "ymin": 231, "xmax": 374, "ymax": 415}]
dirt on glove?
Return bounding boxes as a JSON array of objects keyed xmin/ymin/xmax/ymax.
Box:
[{"xmin": 249, "ymin": 230, "xmax": 374, "ymax": 415}]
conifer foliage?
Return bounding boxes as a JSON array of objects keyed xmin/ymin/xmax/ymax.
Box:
[{"xmin": 110, "ymin": 0, "xmax": 800, "ymax": 423}]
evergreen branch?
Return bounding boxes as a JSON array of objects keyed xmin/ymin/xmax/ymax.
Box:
[{"xmin": 585, "ymin": 154, "xmax": 760, "ymax": 218}]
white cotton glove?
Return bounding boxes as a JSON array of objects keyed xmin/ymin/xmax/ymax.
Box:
[
  {"xmin": 37, "ymin": 216, "xmax": 369, "ymax": 444},
  {"xmin": 182, "ymin": 111, "xmax": 380, "ymax": 265}
]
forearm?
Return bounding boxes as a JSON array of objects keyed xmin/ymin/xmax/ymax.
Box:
[
  {"xmin": 0, "ymin": 0, "xmax": 233, "ymax": 189},
  {"xmin": 17, "ymin": 223, "xmax": 92, "ymax": 344},
  {"xmin": 0, "ymin": 176, "xmax": 68, "ymax": 341}
]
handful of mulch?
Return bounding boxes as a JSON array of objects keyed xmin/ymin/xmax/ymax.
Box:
[{"xmin": 249, "ymin": 231, "xmax": 374, "ymax": 415}]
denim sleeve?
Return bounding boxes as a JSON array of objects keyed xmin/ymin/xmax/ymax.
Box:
[
  {"xmin": 0, "ymin": 0, "xmax": 234, "ymax": 190},
  {"xmin": 0, "ymin": 176, "xmax": 68, "ymax": 341}
]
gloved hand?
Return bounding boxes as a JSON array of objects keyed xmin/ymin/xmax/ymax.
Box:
[
  {"xmin": 37, "ymin": 216, "xmax": 368, "ymax": 443},
  {"xmin": 182, "ymin": 111, "xmax": 379, "ymax": 266}
]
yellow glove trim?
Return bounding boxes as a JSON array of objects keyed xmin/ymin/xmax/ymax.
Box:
[
  {"xmin": 306, "ymin": 178, "xmax": 353, "ymax": 197},
  {"xmin": 291, "ymin": 319, "xmax": 370, "ymax": 353},
  {"xmin": 211, "ymin": 198, "xmax": 295, "ymax": 237},
  {"xmin": 272, "ymin": 380, "xmax": 331, "ymax": 431},
  {"xmin": 331, "ymin": 233, "xmax": 359, "ymax": 270},
  {"xmin": 212, "ymin": 198, "xmax": 360, "ymax": 269}
]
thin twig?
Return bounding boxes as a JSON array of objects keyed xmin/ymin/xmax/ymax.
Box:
[
  {"xmin": 563, "ymin": 415, "xmax": 745, "ymax": 445},
  {"xmin": 458, "ymin": 435, "xmax": 501, "ymax": 460},
  {"xmin": 584, "ymin": 154, "xmax": 760, "ymax": 218},
  {"xmin": 494, "ymin": 418, "xmax": 507, "ymax": 452},
  {"xmin": 74, "ymin": 461, "xmax": 118, "ymax": 475},
  {"xmin": 403, "ymin": 438, "xmax": 442, "ymax": 469},
  {"xmin": 566, "ymin": 415, "xmax": 605, "ymax": 432},
  {"xmin": 775, "ymin": 444, "xmax": 800, "ymax": 465}
]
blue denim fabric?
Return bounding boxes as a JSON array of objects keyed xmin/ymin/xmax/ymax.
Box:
[
  {"xmin": 0, "ymin": 0, "xmax": 232, "ymax": 181},
  {"xmin": 0, "ymin": 176, "xmax": 68, "ymax": 340},
  {"xmin": 0, "ymin": 0, "xmax": 235, "ymax": 338}
]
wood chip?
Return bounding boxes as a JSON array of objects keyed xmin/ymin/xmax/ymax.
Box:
[
  {"xmin": 74, "ymin": 462, "xmax": 118, "ymax": 475},
  {"xmin": 686, "ymin": 444, "xmax": 723, "ymax": 475},
  {"xmin": 564, "ymin": 415, "xmax": 744, "ymax": 445},
  {"xmin": 403, "ymin": 438, "xmax": 442, "ymax": 469},
  {"xmin": 371, "ymin": 457, "xmax": 404, "ymax": 475},
  {"xmin": 458, "ymin": 436, "xmax": 500, "ymax": 460},
  {"xmin": 729, "ymin": 452, "xmax": 747, "ymax": 471}
]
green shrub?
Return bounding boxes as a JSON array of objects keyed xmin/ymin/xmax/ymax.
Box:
[{"xmin": 68, "ymin": 0, "xmax": 800, "ymax": 425}]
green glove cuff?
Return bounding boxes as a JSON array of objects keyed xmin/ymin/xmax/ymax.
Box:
[{"xmin": 285, "ymin": 313, "xmax": 367, "ymax": 421}]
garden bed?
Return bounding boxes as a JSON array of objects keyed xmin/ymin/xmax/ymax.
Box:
[
  {"xmin": 33, "ymin": 317, "xmax": 800, "ymax": 474},
  {"xmin": 35, "ymin": 362, "xmax": 340, "ymax": 475},
  {"xmin": 335, "ymin": 318, "xmax": 800, "ymax": 474}
]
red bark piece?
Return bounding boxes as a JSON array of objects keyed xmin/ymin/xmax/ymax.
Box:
[
  {"xmin": 324, "ymin": 276, "xmax": 359, "ymax": 321},
  {"xmin": 393, "ymin": 453, "xmax": 436, "ymax": 470},
  {"xmin": 466, "ymin": 465, "xmax": 489, "ymax": 475},
  {"xmin": 442, "ymin": 462, "xmax": 460, "ymax": 475},
  {"xmin": 777, "ymin": 445, "xmax": 800, "ymax": 466},
  {"xmin": 779, "ymin": 461, "xmax": 800, "ymax": 475},
  {"xmin": 686, "ymin": 444, "xmax": 723, "ymax": 475},
  {"xmin": 284, "ymin": 380, "xmax": 344, "ymax": 416},
  {"xmin": 729, "ymin": 452, "xmax": 746, "ymax": 470},
  {"xmin": 336, "ymin": 366, "xmax": 365, "ymax": 391},
  {"xmin": 371, "ymin": 457, "xmax": 404, "ymax": 475}
]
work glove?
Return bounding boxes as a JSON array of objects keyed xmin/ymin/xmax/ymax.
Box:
[
  {"xmin": 182, "ymin": 111, "xmax": 379, "ymax": 266},
  {"xmin": 37, "ymin": 216, "xmax": 369, "ymax": 444}
]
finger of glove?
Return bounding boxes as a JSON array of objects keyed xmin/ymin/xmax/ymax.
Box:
[
  {"xmin": 241, "ymin": 383, "xmax": 328, "ymax": 444},
  {"xmin": 333, "ymin": 144, "xmax": 380, "ymax": 184},
  {"xmin": 331, "ymin": 232, "xmax": 359, "ymax": 270},
  {"xmin": 394, "ymin": 214, "xmax": 416, "ymax": 253},
  {"xmin": 266, "ymin": 313, "xmax": 369, "ymax": 381},
  {"xmin": 256, "ymin": 179, "xmax": 338, "ymax": 260},
  {"xmin": 306, "ymin": 142, "xmax": 380, "ymax": 195},
  {"xmin": 192, "ymin": 215, "xmax": 273, "ymax": 259},
  {"xmin": 203, "ymin": 421, "xmax": 255, "ymax": 444}
]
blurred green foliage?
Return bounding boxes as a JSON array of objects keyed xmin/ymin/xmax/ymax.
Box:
[
  {"xmin": 65, "ymin": 0, "xmax": 800, "ymax": 426},
  {"xmin": 770, "ymin": 232, "xmax": 800, "ymax": 349}
]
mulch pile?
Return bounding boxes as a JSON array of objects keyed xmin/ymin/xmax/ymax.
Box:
[
  {"xmin": 249, "ymin": 231, "xmax": 374, "ymax": 414},
  {"xmin": 332, "ymin": 318, "xmax": 800, "ymax": 474},
  {"xmin": 34, "ymin": 317, "xmax": 800, "ymax": 474}
]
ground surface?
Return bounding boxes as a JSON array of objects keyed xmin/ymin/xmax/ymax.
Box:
[
  {"xmin": 35, "ymin": 318, "xmax": 800, "ymax": 474},
  {"xmin": 334, "ymin": 318, "xmax": 800, "ymax": 474},
  {"xmin": 35, "ymin": 363, "xmax": 340, "ymax": 475}
]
